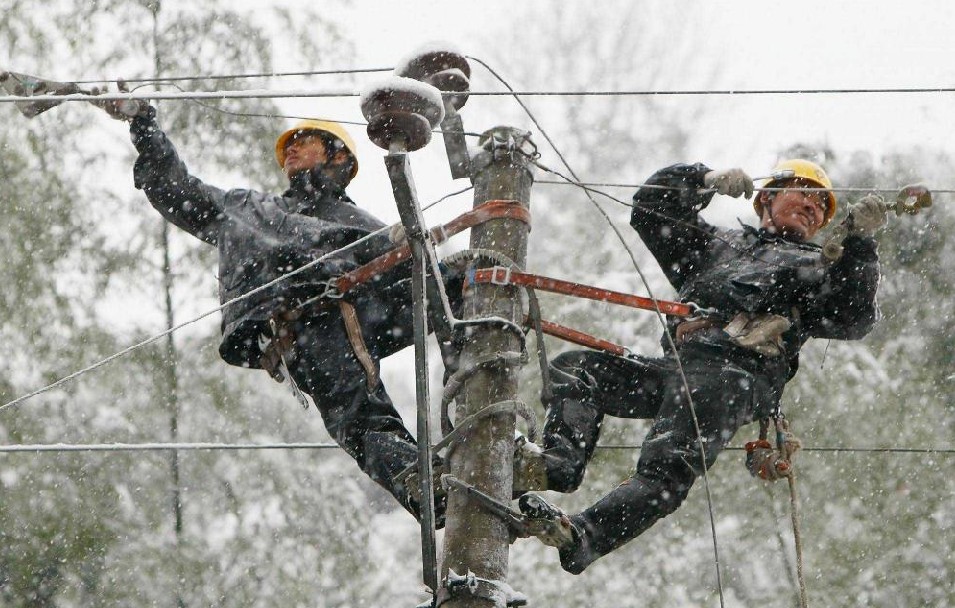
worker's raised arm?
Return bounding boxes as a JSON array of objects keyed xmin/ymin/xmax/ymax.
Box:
[
  {"xmin": 128, "ymin": 106, "xmax": 226, "ymax": 245},
  {"xmin": 629, "ymin": 163, "xmax": 724, "ymax": 290},
  {"xmin": 802, "ymin": 196, "xmax": 886, "ymax": 340}
]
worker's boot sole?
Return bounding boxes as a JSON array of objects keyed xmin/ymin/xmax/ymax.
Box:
[{"xmin": 517, "ymin": 494, "xmax": 578, "ymax": 548}]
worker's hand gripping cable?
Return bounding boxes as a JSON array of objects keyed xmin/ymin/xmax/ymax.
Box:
[{"xmin": 822, "ymin": 185, "xmax": 931, "ymax": 261}]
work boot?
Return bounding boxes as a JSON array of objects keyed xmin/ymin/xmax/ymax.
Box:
[
  {"xmin": 517, "ymin": 494, "xmax": 579, "ymax": 549},
  {"xmin": 512, "ymin": 435, "xmax": 549, "ymax": 495}
]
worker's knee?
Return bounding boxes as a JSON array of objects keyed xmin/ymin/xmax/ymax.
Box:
[
  {"xmin": 548, "ymin": 352, "xmax": 600, "ymax": 397},
  {"xmin": 545, "ymin": 452, "xmax": 588, "ymax": 493}
]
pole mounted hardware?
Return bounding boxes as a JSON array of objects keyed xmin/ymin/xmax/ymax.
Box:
[
  {"xmin": 362, "ymin": 75, "xmax": 454, "ymax": 595},
  {"xmin": 396, "ymin": 45, "xmax": 473, "ymax": 180},
  {"xmin": 360, "ymin": 76, "xmax": 445, "ymax": 153}
]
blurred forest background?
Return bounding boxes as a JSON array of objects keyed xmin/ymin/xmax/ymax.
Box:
[{"xmin": 0, "ymin": 1, "xmax": 952, "ymax": 607}]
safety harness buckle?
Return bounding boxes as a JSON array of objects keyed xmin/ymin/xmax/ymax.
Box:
[
  {"xmin": 319, "ymin": 278, "xmax": 344, "ymax": 300},
  {"xmin": 687, "ymin": 301, "xmax": 719, "ymax": 319},
  {"xmin": 489, "ymin": 265, "xmax": 512, "ymax": 286}
]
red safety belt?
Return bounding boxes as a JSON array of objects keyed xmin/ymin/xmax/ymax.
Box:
[
  {"xmin": 532, "ymin": 318, "xmax": 628, "ymax": 356},
  {"xmin": 470, "ymin": 266, "xmax": 698, "ymax": 317},
  {"xmin": 334, "ymin": 200, "xmax": 531, "ymax": 296}
]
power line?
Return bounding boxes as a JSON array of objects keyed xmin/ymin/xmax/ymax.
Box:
[
  {"xmin": 71, "ymin": 66, "xmax": 394, "ymax": 85},
  {"xmin": 163, "ymin": 82, "xmax": 482, "ymax": 136},
  {"xmin": 0, "ymin": 442, "xmax": 340, "ymax": 453},
  {"xmin": 1, "ymin": 441, "xmax": 952, "ymax": 454},
  {"xmin": 11, "ymin": 84, "xmax": 955, "ymax": 106},
  {"xmin": 538, "ymin": 179, "xmax": 955, "ymax": 195}
]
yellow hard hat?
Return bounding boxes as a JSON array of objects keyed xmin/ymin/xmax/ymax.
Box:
[
  {"xmin": 755, "ymin": 158, "xmax": 837, "ymax": 227},
  {"xmin": 275, "ymin": 119, "xmax": 359, "ymax": 179}
]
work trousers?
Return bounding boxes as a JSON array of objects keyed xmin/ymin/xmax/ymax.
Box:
[
  {"xmin": 541, "ymin": 342, "xmax": 781, "ymax": 573},
  {"xmin": 285, "ymin": 308, "xmax": 428, "ymax": 521}
]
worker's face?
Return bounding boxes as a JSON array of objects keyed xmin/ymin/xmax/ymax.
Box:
[
  {"xmin": 283, "ymin": 133, "xmax": 330, "ymax": 178},
  {"xmin": 759, "ymin": 179, "xmax": 828, "ymax": 241}
]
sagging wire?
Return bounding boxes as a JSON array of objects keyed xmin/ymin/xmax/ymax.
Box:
[
  {"xmin": 470, "ymin": 55, "xmax": 729, "ymax": 607},
  {"xmin": 0, "ymin": 187, "xmax": 473, "ymax": 415}
]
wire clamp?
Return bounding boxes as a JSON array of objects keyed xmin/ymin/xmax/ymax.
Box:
[{"xmin": 430, "ymin": 568, "xmax": 528, "ymax": 607}]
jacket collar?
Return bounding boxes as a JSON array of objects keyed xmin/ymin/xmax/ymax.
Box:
[
  {"xmin": 738, "ymin": 221, "xmax": 821, "ymax": 251},
  {"xmin": 284, "ymin": 169, "xmax": 352, "ymax": 213}
]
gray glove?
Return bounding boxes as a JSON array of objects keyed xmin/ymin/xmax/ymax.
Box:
[
  {"xmin": 703, "ymin": 168, "xmax": 754, "ymax": 199},
  {"xmin": 847, "ymin": 194, "xmax": 888, "ymax": 237},
  {"xmin": 89, "ymin": 83, "xmax": 150, "ymax": 121},
  {"xmin": 388, "ymin": 222, "xmax": 407, "ymax": 245}
]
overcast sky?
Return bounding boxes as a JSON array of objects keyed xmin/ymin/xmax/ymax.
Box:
[{"xmin": 253, "ymin": 0, "xmax": 955, "ymax": 226}]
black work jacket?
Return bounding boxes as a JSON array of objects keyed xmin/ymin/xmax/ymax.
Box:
[
  {"xmin": 130, "ymin": 109, "xmax": 405, "ymax": 367},
  {"xmin": 631, "ymin": 163, "xmax": 881, "ymax": 386}
]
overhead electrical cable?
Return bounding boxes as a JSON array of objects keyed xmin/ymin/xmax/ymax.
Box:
[
  {"xmin": 10, "ymin": 85, "xmax": 955, "ymax": 106},
  {"xmin": 69, "ymin": 66, "xmax": 394, "ymax": 85},
  {"xmin": 1, "ymin": 442, "xmax": 952, "ymax": 455},
  {"xmin": 537, "ymin": 179, "xmax": 955, "ymax": 195},
  {"xmin": 160, "ymin": 82, "xmax": 482, "ymax": 136}
]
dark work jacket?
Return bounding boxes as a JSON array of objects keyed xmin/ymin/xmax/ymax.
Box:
[
  {"xmin": 631, "ymin": 163, "xmax": 881, "ymax": 387},
  {"xmin": 130, "ymin": 109, "xmax": 407, "ymax": 368}
]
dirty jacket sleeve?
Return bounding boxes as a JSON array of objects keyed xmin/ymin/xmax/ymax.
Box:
[
  {"xmin": 129, "ymin": 107, "xmax": 224, "ymax": 245},
  {"xmin": 630, "ymin": 163, "xmax": 717, "ymax": 291},
  {"xmin": 800, "ymin": 234, "xmax": 881, "ymax": 340}
]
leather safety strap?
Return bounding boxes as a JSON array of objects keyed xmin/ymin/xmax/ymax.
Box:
[
  {"xmin": 470, "ymin": 266, "xmax": 697, "ymax": 317},
  {"xmin": 339, "ymin": 300, "xmax": 379, "ymax": 391},
  {"xmin": 533, "ymin": 318, "xmax": 627, "ymax": 357},
  {"xmin": 335, "ymin": 200, "xmax": 531, "ymax": 296}
]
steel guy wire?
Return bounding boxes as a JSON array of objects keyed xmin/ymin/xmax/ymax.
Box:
[
  {"xmin": 470, "ymin": 55, "xmax": 728, "ymax": 607},
  {"xmin": 0, "ymin": 186, "xmax": 473, "ymax": 414},
  {"xmin": 2, "ymin": 442, "xmax": 953, "ymax": 454}
]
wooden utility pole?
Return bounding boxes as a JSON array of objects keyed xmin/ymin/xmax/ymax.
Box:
[
  {"xmin": 441, "ymin": 126, "xmax": 534, "ymax": 608},
  {"xmin": 149, "ymin": 4, "xmax": 186, "ymax": 606}
]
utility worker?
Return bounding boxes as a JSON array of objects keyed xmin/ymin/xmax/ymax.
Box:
[
  {"xmin": 97, "ymin": 101, "xmax": 458, "ymax": 523},
  {"xmin": 514, "ymin": 159, "xmax": 886, "ymax": 573}
]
